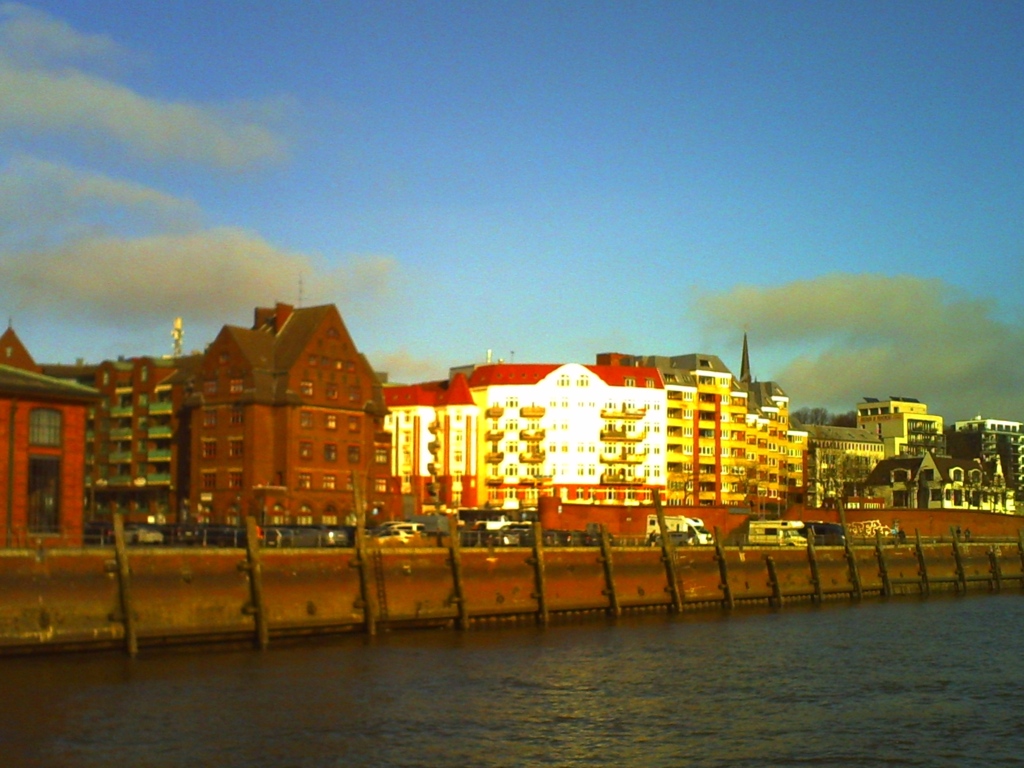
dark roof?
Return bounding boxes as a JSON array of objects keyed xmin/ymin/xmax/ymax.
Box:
[{"xmin": 0, "ymin": 364, "xmax": 100, "ymax": 402}]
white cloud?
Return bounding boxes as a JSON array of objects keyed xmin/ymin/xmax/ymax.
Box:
[
  {"xmin": 0, "ymin": 226, "xmax": 397, "ymax": 325},
  {"xmin": 0, "ymin": 4, "xmax": 287, "ymax": 168},
  {"xmin": 696, "ymin": 274, "xmax": 1024, "ymax": 422}
]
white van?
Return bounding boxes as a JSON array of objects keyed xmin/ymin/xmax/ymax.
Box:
[
  {"xmin": 747, "ymin": 520, "xmax": 805, "ymax": 547},
  {"xmin": 646, "ymin": 515, "xmax": 714, "ymax": 545}
]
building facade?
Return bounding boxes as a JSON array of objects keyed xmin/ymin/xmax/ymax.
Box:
[
  {"xmin": 863, "ymin": 451, "xmax": 1014, "ymax": 513},
  {"xmin": 947, "ymin": 417, "xmax": 1023, "ymax": 494},
  {"xmin": 857, "ymin": 397, "xmax": 945, "ymax": 458},
  {"xmin": 184, "ymin": 303, "xmax": 397, "ymax": 527},
  {"xmin": 801, "ymin": 424, "xmax": 884, "ymax": 508},
  {"xmin": 385, "ymin": 346, "xmax": 808, "ymax": 517},
  {"xmin": 1, "ymin": 328, "xmax": 99, "ymax": 546}
]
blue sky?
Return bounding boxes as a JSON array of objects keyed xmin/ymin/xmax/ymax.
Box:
[{"xmin": 1, "ymin": 1, "xmax": 1022, "ymax": 421}]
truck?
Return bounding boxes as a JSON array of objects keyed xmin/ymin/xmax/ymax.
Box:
[
  {"xmin": 747, "ymin": 519, "xmax": 806, "ymax": 547},
  {"xmin": 646, "ymin": 514, "xmax": 714, "ymax": 546}
]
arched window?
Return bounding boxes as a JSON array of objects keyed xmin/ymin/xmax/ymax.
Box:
[{"xmin": 29, "ymin": 409, "xmax": 62, "ymax": 446}]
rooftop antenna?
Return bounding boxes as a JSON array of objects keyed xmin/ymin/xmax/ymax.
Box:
[
  {"xmin": 171, "ymin": 317, "xmax": 183, "ymax": 358},
  {"xmin": 298, "ymin": 274, "xmax": 305, "ymax": 308}
]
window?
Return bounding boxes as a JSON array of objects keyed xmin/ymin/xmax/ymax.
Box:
[
  {"xmin": 27, "ymin": 457, "xmax": 60, "ymax": 534},
  {"xmin": 326, "ymin": 414, "xmax": 337, "ymax": 430},
  {"xmin": 348, "ymin": 386, "xmax": 360, "ymax": 402},
  {"xmin": 323, "ymin": 474, "xmax": 336, "ymax": 490},
  {"xmin": 29, "ymin": 409, "xmax": 62, "ymax": 446},
  {"xmin": 300, "ymin": 380, "xmax": 313, "ymax": 397},
  {"xmin": 299, "ymin": 442, "xmax": 313, "ymax": 459},
  {"xmin": 201, "ymin": 471, "xmax": 217, "ymax": 490},
  {"xmin": 229, "ymin": 378, "xmax": 243, "ymax": 393},
  {"xmin": 202, "ymin": 440, "xmax": 217, "ymax": 459},
  {"xmin": 375, "ymin": 478, "xmax": 388, "ymax": 493},
  {"xmin": 203, "ymin": 380, "xmax": 217, "ymax": 395},
  {"xmin": 203, "ymin": 409, "xmax": 217, "ymax": 427},
  {"xmin": 300, "ymin": 410, "xmax": 313, "ymax": 428},
  {"xmin": 230, "ymin": 405, "xmax": 244, "ymax": 425},
  {"xmin": 229, "ymin": 439, "xmax": 243, "ymax": 457},
  {"xmin": 349, "ymin": 416, "xmax": 361, "ymax": 432},
  {"xmin": 228, "ymin": 471, "xmax": 243, "ymax": 489},
  {"xmin": 375, "ymin": 447, "xmax": 389, "ymax": 464},
  {"xmin": 298, "ymin": 472, "xmax": 312, "ymax": 489},
  {"xmin": 348, "ymin": 445, "xmax": 361, "ymax": 464},
  {"xmin": 324, "ymin": 443, "xmax": 338, "ymax": 462},
  {"xmin": 326, "ymin": 384, "xmax": 338, "ymax": 400}
]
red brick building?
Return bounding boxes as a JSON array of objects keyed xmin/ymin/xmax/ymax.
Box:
[
  {"xmin": 184, "ymin": 303, "xmax": 397, "ymax": 526},
  {"xmin": 1, "ymin": 327, "xmax": 99, "ymax": 547}
]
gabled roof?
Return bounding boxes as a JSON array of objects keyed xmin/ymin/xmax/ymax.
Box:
[
  {"xmin": 273, "ymin": 305, "xmax": 334, "ymax": 370},
  {"xmin": 0, "ymin": 327, "xmax": 40, "ymax": 373},
  {"xmin": 0, "ymin": 364, "xmax": 100, "ymax": 402}
]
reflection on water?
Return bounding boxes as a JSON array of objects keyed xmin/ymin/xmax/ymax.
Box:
[{"xmin": 3, "ymin": 594, "xmax": 1024, "ymax": 767}]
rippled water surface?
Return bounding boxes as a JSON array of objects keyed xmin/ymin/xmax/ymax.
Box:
[{"xmin": 3, "ymin": 594, "xmax": 1024, "ymax": 767}]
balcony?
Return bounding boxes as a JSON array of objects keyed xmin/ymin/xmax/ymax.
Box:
[
  {"xmin": 602, "ymin": 471, "xmax": 639, "ymax": 485},
  {"xmin": 485, "ymin": 452, "xmax": 505, "ymax": 464},
  {"xmin": 519, "ymin": 473, "xmax": 552, "ymax": 486},
  {"xmin": 146, "ymin": 473, "xmax": 172, "ymax": 485},
  {"xmin": 519, "ymin": 428, "xmax": 546, "ymax": 441},
  {"xmin": 600, "ymin": 449, "xmax": 646, "ymax": 464},
  {"xmin": 109, "ymin": 405, "xmax": 133, "ymax": 418},
  {"xmin": 486, "ymin": 406, "xmax": 504, "ymax": 418},
  {"xmin": 109, "ymin": 427, "xmax": 133, "ymax": 439},
  {"xmin": 148, "ymin": 401, "xmax": 173, "ymax": 415},
  {"xmin": 108, "ymin": 450, "xmax": 133, "ymax": 463},
  {"xmin": 601, "ymin": 406, "xmax": 646, "ymax": 420},
  {"xmin": 148, "ymin": 425, "xmax": 173, "ymax": 439},
  {"xmin": 520, "ymin": 405, "xmax": 546, "ymax": 419},
  {"xmin": 600, "ymin": 427, "xmax": 647, "ymax": 442},
  {"xmin": 427, "ymin": 421, "xmax": 439, "ymax": 434},
  {"xmin": 519, "ymin": 451, "xmax": 546, "ymax": 464},
  {"xmin": 108, "ymin": 475, "xmax": 132, "ymax": 486},
  {"xmin": 427, "ymin": 440, "xmax": 440, "ymax": 454},
  {"xmin": 485, "ymin": 429, "xmax": 505, "ymax": 442},
  {"xmin": 427, "ymin": 463, "xmax": 438, "ymax": 476},
  {"xmin": 485, "ymin": 476, "xmax": 505, "ymax": 486}
]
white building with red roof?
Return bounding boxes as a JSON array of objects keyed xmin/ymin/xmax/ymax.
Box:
[{"xmin": 385, "ymin": 361, "xmax": 667, "ymax": 514}]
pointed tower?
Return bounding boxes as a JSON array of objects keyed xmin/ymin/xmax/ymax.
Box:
[{"xmin": 739, "ymin": 332, "xmax": 752, "ymax": 385}]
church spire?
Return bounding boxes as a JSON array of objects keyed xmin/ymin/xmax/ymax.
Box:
[{"xmin": 740, "ymin": 332, "xmax": 752, "ymax": 385}]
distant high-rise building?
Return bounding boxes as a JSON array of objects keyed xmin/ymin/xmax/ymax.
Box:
[
  {"xmin": 947, "ymin": 416, "xmax": 1023, "ymax": 493},
  {"xmin": 857, "ymin": 397, "xmax": 945, "ymax": 458}
]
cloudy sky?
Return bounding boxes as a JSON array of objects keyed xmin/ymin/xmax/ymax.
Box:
[{"xmin": 1, "ymin": 2, "xmax": 1021, "ymax": 422}]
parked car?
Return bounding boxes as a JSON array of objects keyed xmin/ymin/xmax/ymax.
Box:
[
  {"xmin": 124, "ymin": 523, "xmax": 165, "ymax": 545},
  {"xmin": 370, "ymin": 527, "xmax": 421, "ymax": 545}
]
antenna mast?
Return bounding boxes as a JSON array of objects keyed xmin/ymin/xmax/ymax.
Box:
[{"xmin": 171, "ymin": 317, "xmax": 183, "ymax": 358}]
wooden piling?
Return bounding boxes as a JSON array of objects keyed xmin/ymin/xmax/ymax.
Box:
[
  {"xmin": 529, "ymin": 522, "xmax": 548, "ymax": 626},
  {"xmin": 911, "ymin": 529, "xmax": 930, "ymax": 596},
  {"xmin": 352, "ymin": 475, "xmax": 377, "ymax": 635},
  {"xmin": 243, "ymin": 516, "xmax": 269, "ymax": 650},
  {"xmin": 448, "ymin": 525, "xmax": 470, "ymax": 630},
  {"xmin": 112, "ymin": 513, "xmax": 138, "ymax": 657},
  {"xmin": 989, "ymin": 546, "xmax": 1003, "ymax": 592},
  {"xmin": 714, "ymin": 526, "xmax": 733, "ymax": 610},
  {"xmin": 951, "ymin": 526, "xmax": 966, "ymax": 594},
  {"xmin": 806, "ymin": 534, "xmax": 822, "ymax": 603},
  {"xmin": 765, "ymin": 556, "xmax": 783, "ymax": 608},
  {"xmin": 875, "ymin": 530, "xmax": 892, "ymax": 598},
  {"xmin": 598, "ymin": 524, "xmax": 621, "ymax": 618},
  {"xmin": 844, "ymin": 535, "xmax": 862, "ymax": 600},
  {"xmin": 653, "ymin": 490, "xmax": 684, "ymax": 613}
]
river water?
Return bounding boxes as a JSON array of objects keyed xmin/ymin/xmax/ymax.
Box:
[{"xmin": 3, "ymin": 594, "xmax": 1023, "ymax": 767}]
